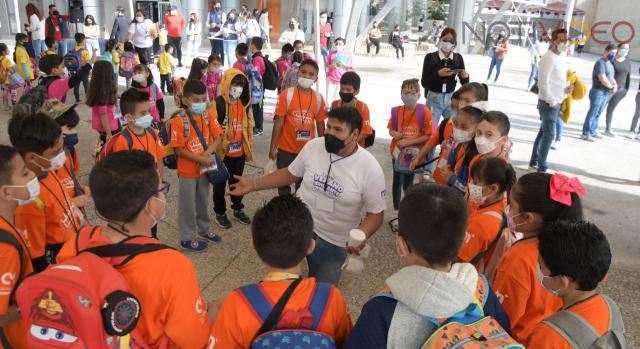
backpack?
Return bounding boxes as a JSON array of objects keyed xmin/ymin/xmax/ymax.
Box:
[
  {"xmin": 0, "ymin": 56, "xmax": 11, "ymax": 83},
  {"xmin": 64, "ymin": 48, "xmax": 83, "ymax": 72},
  {"xmin": 282, "ymin": 63, "xmax": 299, "ymax": 90},
  {"xmin": 543, "ymin": 295, "xmax": 627, "ymax": 349},
  {"xmin": 254, "ymin": 52, "xmax": 278, "ymax": 91},
  {"xmin": 240, "ymin": 278, "xmax": 337, "ymax": 349},
  {"xmin": 479, "ymin": 221, "xmax": 519, "ymax": 284},
  {"xmin": 14, "ymin": 240, "xmax": 164, "ymax": 348},
  {"xmin": 284, "ymin": 87, "xmax": 322, "ymax": 117},
  {"xmin": 245, "ymin": 61, "xmax": 264, "ymax": 104},
  {"xmin": 14, "ymin": 77, "xmax": 56, "ymax": 116},
  {"xmin": 469, "ymin": 211, "xmax": 506, "ymax": 268},
  {"xmin": 172, "ymin": 77, "xmax": 186, "ymax": 107},
  {"xmin": 390, "ymin": 104, "xmax": 429, "ymax": 135},
  {"xmin": 100, "ymin": 128, "xmax": 159, "ymax": 160},
  {"xmin": 376, "ymin": 274, "xmax": 522, "ymax": 349},
  {"xmin": 162, "ymin": 108, "xmax": 213, "ymax": 169},
  {"xmin": 119, "ymin": 52, "xmax": 136, "ymax": 79}
]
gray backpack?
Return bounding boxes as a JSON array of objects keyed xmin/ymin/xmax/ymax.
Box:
[{"xmin": 543, "ymin": 295, "xmax": 627, "ymax": 349}]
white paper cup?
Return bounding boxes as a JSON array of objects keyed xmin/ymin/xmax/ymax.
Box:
[{"xmin": 348, "ymin": 229, "xmax": 366, "ymax": 247}]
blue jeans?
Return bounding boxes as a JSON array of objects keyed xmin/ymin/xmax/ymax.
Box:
[
  {"xmin": 582, "ymin": 88, "xmax": 610, "ymax": 137},
  {"xmin": 555, "ymin": 117, "xmax": 564, "ymax": 142},
  {"xmin": 57, "ymin": 39, "xmax": 68, "ymax": 56},
  {"xmin": 307, "ymin": 234, "xmax": 348, "ymax": 285},
  {"xmin": 321, "ymin": 47, "xmax": 329, "ymax": 65},
  {"xmin": 426, "ymin": 90, "xmax": 453, "ymax": 125},
  {"xmin": 487, "ymin": 56, "xmax": 504, "ymax": 81},
  {"xmin": 530, "ymin": 99, "xmax": 560, "ymax": 172},
  {"xmin": 528, "ymin": 63, "xmax": 538, "ymax": 89},
  {"xmin": 392, "ymin": 159, "xmax": 414, "ymax": 210},
  {"xmin": 223, "ymin": 40, "xmax": 237, "ymax": 67}
]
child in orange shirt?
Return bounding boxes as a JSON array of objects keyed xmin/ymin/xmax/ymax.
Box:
[
  {"xmin": 172, "ymin": 79, "xmax": 224, "ymax": 252},
  {"xmin": 388, "ymin": 78, "xmax": 433, "ymax": 210},
  {"xmin": 57, "ymin": 151, "xmax": 213, "ymax": 348},
  {"xmin": 330, "ymin": 71, "xmax": 374, "ymax": 148},
  {"xmin": 527, "ymin": 220, "xmax": 626, "ymax": 347},
  {"xmin": 0, "ymin": 145, "xmax": 37, "ymax": 348},
  {"xmin": 492, "ymin": 172, "xmax": 585, "ymax": 343},
  {"xmin": 270, "ymin": 59, "xmax": 327, "ymax": 196},
  {"xmin": 9, "ymin": 113, "xmax": 84, "ymax": 272},
  {"xmin": 458, "ymin": 158, "xmax": 515, "ymax": 268},
  {"xmin": 469, "ymin": 111, "xmax": 511, "ymax": 180},
  {"xmin": 210, "ymin": 195, "xmax": 352, "ymax": 348},
  {"xmin": 212, "ymin": 68, "xmax": 254, "ymax": 228}
]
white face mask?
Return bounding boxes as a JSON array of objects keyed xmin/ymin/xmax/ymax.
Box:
[
  {"xmin": 147, "ymin": 197, "xmax": 166, "ymax": 228},
  {"xmin": 4, "ymin": 177, "xmax": 41, "ymax": 206},
  {"xmin": 536, "ymin": 264, "xmax": 560, "ymax": 297},
  {"xmin": 335, "ymin": 45, "xmax": 344, "ymax": 51},
  {"xmin": 136, "ymin": 16, "xmax": 144, "ymax": 23},
  {"xmin": 452, "ymin": 128, "xmax": 474, "ymax": 143},
  {"xmin": 209, "ymin": 66, "xmax": 220, "ymax": 73},
  {"xmin": 439, "ymin": 41, "xmax": 454, "ymax": 53},
  {"xmin": 556, "ymin": 42, "xmax": 567, "ymax": 53},
  {"xmin": 468, "ymin": 182, "xmax": 487, "ymax": 206},
  {"xmin": 297, "ymin": 77, "xmax": 315, "ymax": 89},
  {"xmin": 475, "ymin": 136, "xmax": 499, "ymax": 154},
  {"xmin": 230, "ymin": 86, "xmax": 243, "ymax": 99},
  {"xmin": 37, "ymin": 151, "xmax": 66, "ymax": 172},
  {"xmin": 133, "ymin": 73, "xmax": 147, "ymax": 83}
]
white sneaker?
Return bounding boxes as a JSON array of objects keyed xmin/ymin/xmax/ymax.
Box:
[
  {"xmin": 627, "ymin": 131, "xmax": 636, "ymax": 139},
  {"xmin": 551, "ymin": 141, "xmax": 560, "ymax": 150}
]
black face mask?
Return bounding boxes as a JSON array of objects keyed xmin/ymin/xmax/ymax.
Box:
[
  {"xmin": 324, "ymin": 133, "xmax": 353, "ymax": 154},
  {"xmin": 339, "ymin": 92, "xmax": 354, "ymax": 103},
  {"xmin": 63, "ymin": 133, "xmax": 79, "ymax": 148}
]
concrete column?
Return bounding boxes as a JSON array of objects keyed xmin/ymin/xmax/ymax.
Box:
[
  {"xmin": 332, "ymin": 0, "xmax": 353, "ymax": 38},
  {"xmin": 563, "ymin": 0, "xmax": 576, "ymax": 28},
  {"xmin": 83, "ymin": 0, "xmax": 102, "ymax": 29}
]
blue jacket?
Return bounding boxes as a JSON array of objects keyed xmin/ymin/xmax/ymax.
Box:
[{"xmin": 110, "ymin": 15, "xmax": 131, "ymax": 42}]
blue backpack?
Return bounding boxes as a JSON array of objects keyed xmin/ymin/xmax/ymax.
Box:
[
  {"xmin": 239, "ymin": 278, "xmax": 337, "ymax": 349},
  {"xmin": 244, "ymin": 61, "xmax": 264, "ymax": 104},
  {"xmin": 64, "ymin": 48, "xmax": 84, "ymax": 72}
]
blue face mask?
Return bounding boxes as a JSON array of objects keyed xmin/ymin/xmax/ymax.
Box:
[
  {"xmin": 607, "ymin": 52, "xmax": 616, "ymax": 61},
  {"xmin": 134, "ymin": 114, "xmax": 153, "ymax": 129},
  {"xmin": 190, "ymin": 102, "xmax": 207, "ymax": 115},
  {"xmin": 618, "ymin": 49, "xmax": 628, "ymax": 58},
  {"xmin": 63, "ymin": 133, "xmax": 79, "ymax": 148}
]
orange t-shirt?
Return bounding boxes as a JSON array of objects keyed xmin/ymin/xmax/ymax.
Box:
[
  {"xmin": 210, "ymin": 278, "xmax": 352, "ymax": 348},
  {"xmin": 387, "ymin": 105, "xmax": 434, "ymax": 154},
  {"xmin": 225, "ymin": 102, "xmax": 245, "ymax": 158},
  {"xmin": 527, "ymin": 295, "xmax": 612, "ymax": 348},
  {"xmin": 170, "ymin": 112, "xmax": 223, "ymax": 178},
  {"xmin": 0, "ymin": 218, "xmax": 33, "ymax": 349},
  {"xmin": 57, "ymin": 228, "xmax": 212, "ymax": 348},
  {"xmin": 274, "ymin": 87, "xmax": 327, "ymax": 154},
  {"xmin": 330, "ymin": 99, "xmax": 374, "ymax": 147},
  {"xmin": 15, "ymin": 172, "xmax": 83, "ymax": 259},
  {"xmin": 56, "ymin": 148, "xmax": 80, "ymax": 198},
  {"xmin": 431, "ymin": 119, "xmax": 454, "ymax": 184},
  {"xmin": 112, "ymin": 128, "xmax": 165, "ymax": 163},
  {"xmin": 492, "ymin": 238, "xmax": 563, "ymax": 343},
  {"xmin": 458, "ymin": 200, "xmax": 504, "ymax": 264}
]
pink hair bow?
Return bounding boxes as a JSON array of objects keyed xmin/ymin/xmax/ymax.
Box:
[{"xmin": 550, "ymin": 173, "xmax": 586, "ymax": 206}]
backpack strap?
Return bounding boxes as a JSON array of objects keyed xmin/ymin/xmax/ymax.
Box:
[
  {"xmin": 475, "ymin": 273, "xmax": 489, "ymax": 308},
  {"xmin": 390, "ymin": 106, "xmax": 399, "ymax": 130},
  {"xmin": 543, "ymin": 307, "xmax": 601, "ymax": 348},
  {"xmin": 83, "ymin": 241, "xmax": 174, "ymax": 268},
  {"xmin": 121, "ymin": 129, "xmax": 134, "ymax": 150},
  {"xmin": 600, "ymin": 294, "xmax": 627, "ymax": 348},
  {"xmin": 437, "ymin": 118, "xmax": 449, "ymax": 145},
  {"xmin": 0, "ymin": 229, "xmax": 24, "ymax": 303},
  {"xmin": 470, "ymin": 212, "xmax": 506, "ymax": 266},
  {"xmin": 149, "ymin": 83, "xmax": 158, "ymax": 103},
  {"xmin": 285, "ymin": 87, "xmax": 294, "ymax": 109},
  {"xmin": 75, "ymin": 225, "xmax": 101, "ymax": 255},
  {"xmin": 145, "ymin": 127, "xmax": 158, "ymax": 142},
  {"xmin": 308, "ymin": 282, "xmax": 332, "ymax": 330},
  {"xmin": 416, "ymin": 103, "xmax": 426, "ymax": 134}
]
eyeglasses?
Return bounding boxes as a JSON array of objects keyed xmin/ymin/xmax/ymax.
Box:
[
  {"xmin": 147, "ymin": 181, "xmax": 170, "ymax": 200},
  {"xmin": 388, "ymin": 218, "xmax": 399, "ymax": 234}
]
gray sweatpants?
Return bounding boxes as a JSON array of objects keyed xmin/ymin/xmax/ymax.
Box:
[{"xmin": 178, "ymin": 175, "xmax": 211, "ymax": 242}]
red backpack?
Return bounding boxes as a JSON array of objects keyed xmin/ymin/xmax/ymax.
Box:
[
  {"xmin": 15, "ymin": 227, "xmax": 172, "ymax": 349},
  {"xmin": 119, "ymin": 52, "xmax": 136, "ymax": 79}
]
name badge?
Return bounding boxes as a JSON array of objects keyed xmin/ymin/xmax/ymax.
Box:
[
  {"xmin": 442, "ymin": 83, "xmax": 447, "ymax": 93},
  {"xmin": 438, "ymin": 158, "xmax": 448, "ymax": 169},
  {"xmin": 296, "ymin": 130, "xmax": 311, "ymax": 141},
  {"xmin": 316, "ymin": 195, "xmax": 334, "ymax": 212},
  {"xmin": 228, "ymin": 141, "xmax": 242, "ymax": 154}
]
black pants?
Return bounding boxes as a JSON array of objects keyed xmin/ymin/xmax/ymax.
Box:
[
  {"xmin": 276, "ymin": 150, "xmax": 302, "ymax": 196},
  {"xmin": 210, "ymin": 37, "xmax": 224, "ymax": 63},
  {"xmin": 252, "ymin": 99, "xmax": 263, "ymax": 130},
  {"xmin": 392, "ymin": 43, "xmax": 404, "ymax": 58},
  {"xmin": 630, "ymin": 92, "xmax": 640, "ymax": 132},
  {"xmin": 168, "ymin": 36, "xmax": 183, "ymax": 65},
  {"xmin": 160, "ymin": 73, "xmax": 173, "ymax": 93},
  {"xmin": 367, "ymin": 38, "xmax": 381, "ymax": 54},
  {"xmin": 73, "ymin": 73, "xmax": 89, "ymax": 102},
  {"xmin": 605, "ymin": 88, "xmax": 627, "ymax": 131},
  {"xmin": 213, "ymin": 155, "xmax": 245, "ymax": 215},
  {"xmin": 135, "ymin": 46, "xmax": 152, "ymax": 65}
]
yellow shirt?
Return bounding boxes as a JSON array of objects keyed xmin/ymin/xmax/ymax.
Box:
[
  {"xmin": 158, "ymin": 52, "xmax": 174, "ymax": 75},
  {"xmin": 0, "ymin": 56, "xmax": 14, "ymax": 84},
  {"xmin": 15, "ymin": 46, "xmax": 33, "ymax": 80},
  {"xmin": 74, "ymin": 46, "xmax": 90, "ymax": 64},
  {"xmin": 46, "ymin": 49, "xmax": 57, "ymax": 55}
]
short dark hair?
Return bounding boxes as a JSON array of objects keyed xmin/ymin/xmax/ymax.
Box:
[
  {"xmin": 252, "ymin": 196, "xmax": 314, "ymax": 268},
  {"xmin": 164, "ymin": 43, "xmax": 173, "ymax": 51},
  {"xmin": 470, "ymin": 157, "xmax": 516, "ymax": 194},
  {"xmin": 105, "ymin": 38, "xmax": 118, "ymax": 52},
  {"xmin": 539, "ymin": 220, "xmax": 611, "ymax": 291},
  {"xmin": 74, "ymin": 33, "xmax": 86, "ymax": 44},
  {"xmin": 9, "ymin": 113, "xmax": 62, "ymax": 156},
  {"xmin": 48, "ymin": 4, "xmax": 56, "ymax": 9},
  {"xmin": 124, "ymin": 41, "xmax": 134, "ymax": 52},
  {"xmin": 183, "ymin": 79, "xmax": 207, "ymax": 97},
  {"xmin": 55, "ymin": 109, "xmax": 80, "ymax": 128},
  {"xmin": 320, "ymin": 11, "xmax": 327, "ymax": 16},
  {"xmin": 299, "ymin": 59, "xmax": 319, "ymax": 74},
  {"xmin": 120, "ymin": 88, "xmax": 150, "ymax": 116},
  {"xmin": 235, "ymin": 43, "xmax": 249, "ymax": 57},
  {"xmin": 399, "ymin": 184, "xmax": 468, "ymax": 266},
  {"xmin": 480, "ymin": 111, "xmax": 510, "ymax": 135},
  {"xmin": 551, "ymin": 28, "xmax": 567, "ymax": 40},
  {"xmin": 457, "ymin": 82, "xmax": 489, "ymax": 101},
  {"xmin": 513, "ymin": 173, "xmax": 584, "ymax": 230},
  {"xmin": 291, "ymin": 51, "xmax": 304, "ymax": 63},
  {"xmin": 335, "ymin": 37, "xmax": 345, "ymax": 45},
  {"xmin": 340, "ymin": 71, "xmax": 360, "ymax": 90},
  {"xmin": 440, "ymin": 27, "xmax": 458, "ymax": 44},
  {"xmin": 39, "ymin": 54, "xmax": 63, "ymax": 75},
  {"xmin": 281, "ymin": 43, "xmax": 294, "ymax": 54},
  {"xmin": 251, "ymin": 36, "xmax": 263, "ymax": 50},
  {"xmin": 208, "ymin": 53, "xmax": 222, "ymax": 63},
  {"xmin": 90, "ymin": 150, "xmax": 159, "ymax": 223},
  {"xmin": 327, "ymin": 106, "xmax": 362, "ymax": 132},
  {"xmin": 0, "ymin": 43, "xmax": 7, "ymax": 54},
  {"xmin": 45, "ymin": 37, "xmax": 56, "ymax": 49},
  {"xmin": 293, "ymin": 40, "xmax": 304, "ymax": 47},
  {"xmin": 0, "ymin": 145, "xmax": 19, "ymax": 186},
  {"xmin": 401, "ymin": 78, "xmax": 420, "ymax": 93},
  {"xmin": 605, "ymin": 43, "xmax": 616, "ymax": 52}
]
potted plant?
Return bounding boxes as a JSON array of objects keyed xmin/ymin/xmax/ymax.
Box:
[{"xmin": 428, "ymin": 0, "xmax": 447, "ymax": 23}]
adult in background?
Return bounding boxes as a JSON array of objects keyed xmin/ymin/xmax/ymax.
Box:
[
  {"xmin": 628, "ymin": 67, "xmax": 640, "ymax": 140},
  {"xmin": 229, "ymin": 107, "xmax": 386, "ymax": 285},
  {"xmin": 604, "ymin": 43, "xmax": 631, "ymax": 137},
  {"xmin": 45, "ymin": 4, "xmax": 70, "ymax": 55},
  {"xmin": 389, "ymin": 24, "xmax": 404, "ymax": 60},
  {"xmin": 24, "ymin": 3, "xmax": 45, "ymax": 60},
  {"xmin": 127, "ymin": 10, "xmax": 155, "ymax": 65},
  {"xmin": 366, "ymin": 22, "xmax": 382, "ymax": 57},
  {"xmin": 186, "ymin": 12, "xmax": 201, "ymax": 60},
  {"xmin": 83, "ymin": 15, "xmax": 101, "ymax": 56},
  {"xmin": 208, "ymin": 1, "xmax": 226, "ymax": 60},
  {"xmin": 486, "ymin": 31, "xmax": 509, "ymax": 83},
  {"xmin": 528, "ymin": 35, "xmax": 549, "ymax": 90},
  {"xmin": 420, "ymin": 27, "xmax": 469, "ymax": 125},
  {"xmin": 110, "ymin": 6, "xmax": 130, "ymax": 43},
  {"xmin": 241, "ymin": 12, "xmax": 261, "ymax": 45},
  {"xmin": 529, "ymin": 29, "xmax": 571, "ymax": 173},
  {"xmin": 222, "ymin": 10, "xmax": 240, "ymax": 67},
  {"xmin": 259, "ymin": 8, "xmax": 272, "ymax": 53},
  {"xmin": 165, "ymin": 6, "xmax": 186, "ymax": 67},
  {"xmin": 319, "ymin": 11, "xmax": 333, "ymax": 63},
  {"xmin": 581, "ymin": 44, "xmax": 617, "ymax": 142},
  {"xmin": 278, "ymin": 17, "xmax": 305, "ymax": 45}
]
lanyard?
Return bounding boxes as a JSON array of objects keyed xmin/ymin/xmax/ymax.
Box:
[
  {"xmin": 131, "ymin": 129, "xmax": 150, "ymax": 152},
  {"xmin": 0, "ymin": 216, "xmax": 32, "ymax": 260},
  {"xmin": 263, "ymin": 272, "xmax": 301, "ymax": 282},
  {"xmin": 40, "ymin": 174, "xmax": 80, "ymax": 234},
  {"xmin": 323, "ymin": 151, "xmax": 356, "ymax": 192},
  {"xmin": 296, "ymin": 87, "xmax": 313, "ymax": 127}
]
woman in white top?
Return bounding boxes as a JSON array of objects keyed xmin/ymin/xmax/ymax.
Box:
[
  {"xmin": 25, "ymin": 3, "xmax": 46, "ymax": 60},
  {"xmin": 83, "ymin": 15, "xmax": 101, "ymax": 56},
  {"xmin": 258, "ymin": 8, "xmax": 271, "ymax": 52},
  {"xmin": 278, "ymin": 17, "xmax": 305, "ymax": 45},
  {"xmin": 186, "ymin": 12, "xmax": 201, "ymax": 60},
  {"xmin": 242, "ymin": 12, "xmax": 261, "ymax": 44},
  {"xmin": 127, "ymin": 10, "xmax": 156, "ymax": 65}
]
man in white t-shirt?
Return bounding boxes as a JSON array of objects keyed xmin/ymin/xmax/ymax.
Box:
[{"xmin": 230, "ymin": 106, "xmax": 386, "ymax": 284}]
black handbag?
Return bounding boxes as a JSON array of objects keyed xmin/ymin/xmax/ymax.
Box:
[
  {"xmin": 185, "ymin": 111, "xmax": 230, "ymax": 185},
  {"xmin": 364, "ymin": 129, "xmax": 376, "ymax": 148}
]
